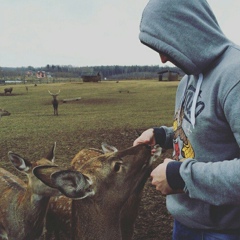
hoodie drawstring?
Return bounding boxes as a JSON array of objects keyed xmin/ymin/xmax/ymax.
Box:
[{"xmin": 190, "ymin": 73, "xmax": 203, "ymax": 128}]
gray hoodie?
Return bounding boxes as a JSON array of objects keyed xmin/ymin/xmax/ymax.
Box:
[{"xmin": 140, "ymin": 0, "xmax": 240, "ymax": 231}]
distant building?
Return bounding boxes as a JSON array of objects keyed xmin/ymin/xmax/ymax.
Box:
[
  {"xmin": 36, "ymin": 71, "xmax": 46, "ymax": 78},
  {"xmin": 5, "ymin": 80, "xmax": 22, "ymax": 84},
  {"xmin": 81, "ymin": 72, "xmax": 101, "ymax": 82},
  {"xmin": 158, "ymin": 70, "xmax": 180, "ymax": 81}
]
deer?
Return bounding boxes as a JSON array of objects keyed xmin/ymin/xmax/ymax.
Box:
[
  {"xmin": 35, "ymin": 142, "xmax": 162, "ymax": 240},
  {"xmin": 4, "ymin": 88, "xmax": 13, "ymax": 95},
  {"xmin": 0, "ymin": 109, "xmax": 10, "ymax": 118},
  {"xmin": 0, "ymin": 142, "xmax": 87, "ymax": 240},
  {"xmin": 48, "ymin": 90, "xmax": 60, "ymax": 116}
]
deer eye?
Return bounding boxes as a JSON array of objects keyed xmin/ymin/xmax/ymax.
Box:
[{"xmin": 113, "ymin": 162, "xmax": 122, "ymax": 172}]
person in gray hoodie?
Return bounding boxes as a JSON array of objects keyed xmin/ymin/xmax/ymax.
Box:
[{"xmin": 133, "ymin": 0, "xmax": 240, "ymax": 239}]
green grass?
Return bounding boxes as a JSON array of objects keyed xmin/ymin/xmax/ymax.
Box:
[{"xmin": 0, "ymin": 80, "xmax": 177, "ymax": 169}]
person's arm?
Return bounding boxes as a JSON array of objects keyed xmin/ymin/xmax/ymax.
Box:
[
  {"xmin": 151, "ymin": 159, "xmax": 184, "ymax": 195},
  {"xmin": 133, "ymin": 126, "xmax": 174, "ymax": 149},
  {"xmin": 157, "ymin": 157, "xmax": 240, "ymax": 206},
  {"xmin": 166, "ymin": 82, "xmax": 240, "ymax": 205},
  {"xmin": 179, "ymin": 158, "xmax": 240, "ymax": 205},
  {"xmin": 154, "ymin": 126, "xmax": 174, "ymax": 149}
]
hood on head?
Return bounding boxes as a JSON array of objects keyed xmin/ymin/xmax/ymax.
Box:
[{"xmin": 139, "ymin": 0, "xmax": 231, "ymax": 75}]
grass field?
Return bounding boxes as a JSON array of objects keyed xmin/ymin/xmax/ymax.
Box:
[
  {"xmin": 0, "ymin": 80, "xmax": 177, "ymax": 166},
  {"xmin": 0, "ymin": 79, "xmax": 178, "ymax": 240}
]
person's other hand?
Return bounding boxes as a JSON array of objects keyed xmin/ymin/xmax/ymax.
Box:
[{"xmin": 151, "ymin": 158, "xmax": 183, "ymax": 195}]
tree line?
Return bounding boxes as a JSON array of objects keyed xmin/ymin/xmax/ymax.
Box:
[{"xmin": 0, "ymin": 65, "xmax": 184, "ymax": 80}]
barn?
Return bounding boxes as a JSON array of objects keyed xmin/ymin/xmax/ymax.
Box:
[
  {"xmin": 158, "ymin": 70, "xmax": 180, "ymax": 81},
  {"xmin": 81, "ymin": 72, "xmax": 101, "ymax": 82}
]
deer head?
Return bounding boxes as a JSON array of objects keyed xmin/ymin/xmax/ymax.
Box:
[
  {"xmin": 0, "ymin": 142, "xmax": 86, "ymax": 240},
  {"xmin": 35, "ymin": 143, "xmax": 155, "ymax": 240},
  {"xmin": 48, "ymin": 90, "xmax": 60, "ymax": 98}
]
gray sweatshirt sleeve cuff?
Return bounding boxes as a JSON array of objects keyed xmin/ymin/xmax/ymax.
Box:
[{"xmin": 166, "ymin": 161, "xmax": 185, "ymax": 190}]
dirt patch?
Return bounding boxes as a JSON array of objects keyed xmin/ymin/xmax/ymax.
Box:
[
  {"xmin": 0, "ymin": 93, "xmax": 24, "ymax": 96},
  {"xmin": 74, "ymin": 98, "xmax": 120, "ymax": 105}
]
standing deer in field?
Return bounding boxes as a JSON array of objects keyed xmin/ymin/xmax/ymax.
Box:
[
  {"xmin": 4, "ymin": 87, "xmax": 13, "ymax": 95},
  {"xmin": 35, "ymin": 143, "xmax": 161, "ymax": 240},
  {"xmin": 48, "ymin": 90, "xmax": 60, "ymax": 116},
  {"xmin": 0, "ymin": 142, "xmax": 86, "ymax": 240}
]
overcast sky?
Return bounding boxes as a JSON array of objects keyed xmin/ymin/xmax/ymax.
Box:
[{"xmin": 1, "ymin": 0, "xmax": 240, "ymax": 68}]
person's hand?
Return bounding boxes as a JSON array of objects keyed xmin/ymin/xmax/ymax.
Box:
[
  {"xmin": 133, "ymin": 128, "xmax": 156, "ymax": 147},
  {"xmin": 151, "ymin": 158, "xmax": 183, "ymax": 195}
]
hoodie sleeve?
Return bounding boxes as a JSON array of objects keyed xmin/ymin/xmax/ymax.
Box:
[
  {"xmin": 180, "ymin": 158, "xmax": 240, "ymax": 205},
  {"xmin": 180, "ymin": 80, "xmax": 240, "ymax": 206}
]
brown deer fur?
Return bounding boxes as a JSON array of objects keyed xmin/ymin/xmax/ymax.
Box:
[
  {"xmin": 36, "ymin": 143, "xmax": 155, "ymax": 240},
  {"xmin": 48, "ymin": 90, "xmax": 60, "ymax": 116},
  {"xmin": 0, "ymin": 143, "xmax": 85, "ymax": 240}
]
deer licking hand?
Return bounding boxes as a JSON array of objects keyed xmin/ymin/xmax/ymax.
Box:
[
  {"xmin": 48, "ymin": 90, "xmax": 60, "ymax": 116},
  {"xmin": 0, "ymin": 142, "xmax": 86, "ymax": 240},
  {"xmin": 35, "ymin": 143, "xmax": 157, "ymax": 240}
]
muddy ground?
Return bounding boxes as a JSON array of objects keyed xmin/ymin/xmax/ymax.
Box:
[{"xmin": 132, "ymin": 149, "xmax": 173, "ymax": 240}]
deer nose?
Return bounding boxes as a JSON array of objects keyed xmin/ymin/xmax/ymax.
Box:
[
  {"xmin": 146, "ymin": 145, "xmax": 152, "ymax": 150},
  {"xmin": 139, "ymin": 143, "xmax": 151, "ymax": 150}
]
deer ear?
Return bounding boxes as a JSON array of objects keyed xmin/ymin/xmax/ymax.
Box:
[
  {"xmin": 8, "ymin": 151, "xmax": 32, "ymax": 173},
  {"xmin": 45, "ymin": 142, "xmax": 56, "ymax": 162},
  {"xmin": 51, "ymin": 170, "xmax": 94, "ymax": 199},
  {"xmin": 0, "ymin": 223, "xmax": 7, "ymax": 240},
  {"xmin": 34, "ymin": 166, "xmax": 94, "ymax": 199},
  {"xmin": 101, "ymin": 142, "xmax": 118, "ymax": 153},
  {"xmin": 33, "ymin": 165, "xmax": 60, "ymax": 188}
]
